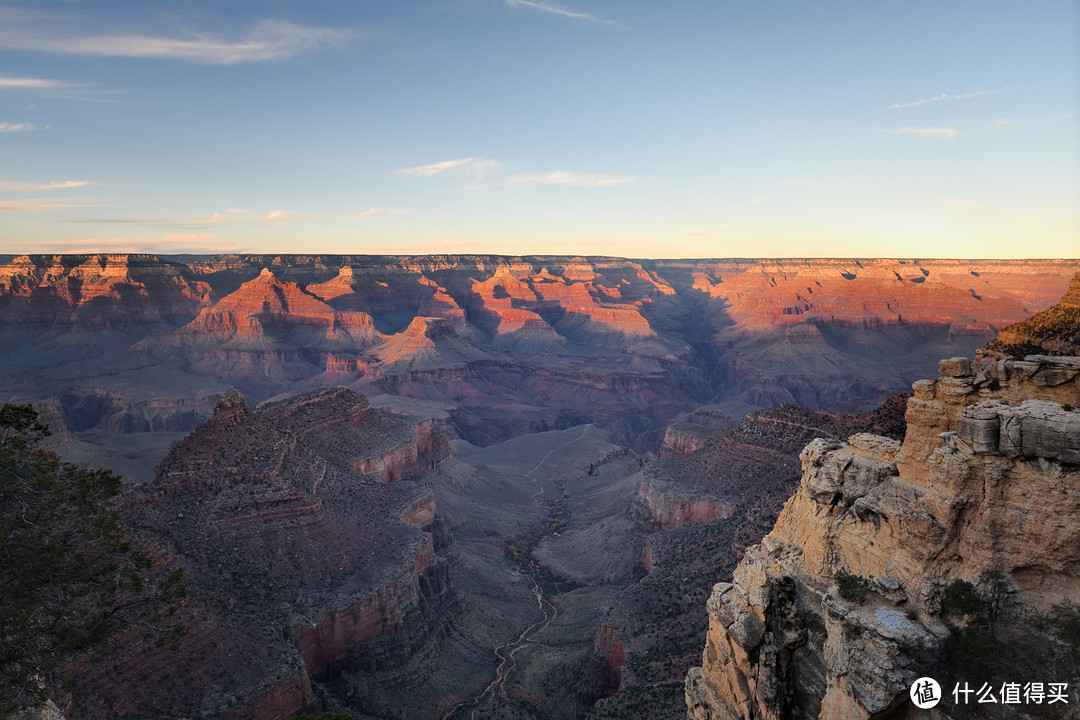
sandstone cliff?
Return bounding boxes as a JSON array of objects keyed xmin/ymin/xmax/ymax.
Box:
[
  {"xmin": 587, "ymin": 397, "xmax": 908, "ymax": 720},
  {"xmin": 685, "ymin": 349, "xmax": 1080, "ymax": 719}
]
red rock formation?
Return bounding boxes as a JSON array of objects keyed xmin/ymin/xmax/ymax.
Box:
[
  {"xmin": 0, "ymin": 253, "xmax": 211, "ymax": 328},
  {"xmin": 984, "ymin": 268, "xmax": 1080, "ymax": 357},
  {"xmin": 659, "ymin": 422, "xmax": 718, "ymax": 458},
  {"xmin": 588, "ymin": 624, "xmax": 629, "ymax": 698},
  {"xmin": 137, "ymin": 268, "xmax": 381, "ymax": 383},
  {"xmin": 4, "ymin": 255, "xmax": 1074, "ymax": 455},
  {"xmin": 60, "ymin": 387, "xmax": 464, "ymax": 719}
]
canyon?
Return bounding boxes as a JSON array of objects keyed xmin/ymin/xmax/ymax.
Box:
[
  {"xmin": 5, "ymin": 255, "xmax": 1076, "ymax": 719},
  {"xmin": 1, "ymin": 255, "xmax": 1073, "ymax": 480},
  {"xmin": 686, "ymin": 272, "xmax": 1080, "ymax": 720}
]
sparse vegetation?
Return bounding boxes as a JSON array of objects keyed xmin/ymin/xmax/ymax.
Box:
[
  {"xmin": 0, "ymin": 403, "xmax": 187, "ymax": 712},
  {"xmin": 834, "ymin": 569, "xmax": 871, "ymax": 604},
  {"xmin": 979, "ymin": 569, "xmax": 1010, "ymax": 640},
  {"xmin": 1051, "ymin": 600, "xmax": 1080, "ymax": 661},
  {"xmin": 942, "ymin": 578, "xmax": 983, "ymax": 617}
]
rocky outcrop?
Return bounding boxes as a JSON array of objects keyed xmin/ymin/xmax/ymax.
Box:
[
  {"xmin": 136, "ymin": 267, "xmax": 381, "ymax": 384},
  {"xmin": 985, "ymin": 269, "xmax": 1080, "ymax": 357},
  {"xmin": 660, "ymin": 422, "xmax": 719, "ymax": 458},
  {"xmin": 61, "ymin": 387, "xmax": 464, "ymax": 719},
  {"xmin": 0, "ymin": 254, "xmax": 211, "ymax": 329},
  {"xmin": 586, "ymin": 398, "xmax": 909, "ymax": 719},
  {"xmin": 685, "ymin": 350, "xmax": 1080, "ymax": 720}
]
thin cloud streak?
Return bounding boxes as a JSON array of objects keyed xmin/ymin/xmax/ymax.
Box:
[
  {"xmin": 398, "ymin": 157, "xmax": 502, "ymax": 178},
  {"xmin": 352, "ymin": 208, "xmax": 398, "ymax": 218},
  {"xmin": 885, "ymin": 86, "xmax": 1014, "ymax": 110},
  {"xmin": 0, "ymin": 180, "xmax": 88, "ymax": 191},
  {"xmin": 502, "ymin": 171, "xmax": 633, "ymax": 187},
  {"xmin": 885, "ymin": 126, "xmax": 960, "ymax": 140},
  {"xmin": 400, "ymin": 159, "xmax": 633, "ymax": 188},
  {"xmin": 0, "ymin": 75, "xmax": 124, "ymax": 102},
  {"xmin": 21, "ymin": 233, "xmax": 243, "ymax": 254},
  {"xmin": 0, "ymin": 198, "xmax": 98, "ymax": 212},
  {"xmin": 505, "ymin": 0, "xmax": 617, "ymax": 25},
  {"xmin": 63, "ymin": 209, "xmax": 313, "ymax": 228},
  {"xmin": 0, "ymin": 122, "xmax": 33, "ymax": 132},
  {"xmin": 0, "ymin": 75, "xmax": 70, "ymax": 89},
  {"xmin": 0, "ymin": 19, "xmax": 355, "ymax": 64}
]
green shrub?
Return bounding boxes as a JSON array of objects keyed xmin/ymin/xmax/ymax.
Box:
[
  {"xmin": 835, "ymin": 569, "xmax": 871, "ymax": 604},
  {"xmin": 942, "ymin": 579, "xmax": 984, "ymax": 617}
]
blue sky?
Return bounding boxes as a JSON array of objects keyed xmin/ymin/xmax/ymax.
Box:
[{"xmin": 0, "ymin": 1, "xmax": 1076, "ymax": 258}]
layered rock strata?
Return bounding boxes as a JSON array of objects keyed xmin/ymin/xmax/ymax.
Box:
[
  {"xmin": 984, "ymin": 270, "xmax": 1080, "ymax": 357},
  {"xmin": 685, "ymin": 351, "xmax": 1080, "ymax": 720},
  {"xmin": 2, "ymin": 255, "xmax": 1075, "ymax": 474},
  {"xmin": 586, "ymin": 397, "xmax": 908, "ymax": 720},
  {"xmin": 61, "ymin": 387, "xmax": 462, "ymax": 719}
]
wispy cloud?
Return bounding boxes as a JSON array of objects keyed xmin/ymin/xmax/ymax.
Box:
[
  {"xmin": 0, "ymin": 179, "xmax": 88, "ymax": 191},
  {"xmin": 0, "ymin": 198, "xmax": 98, "ymax": 212},
  {"xmin": 352, "ymin": 207, "xmax": 398, "ymax": 218},
  {"xmin": 681, "ymin": 230, "xmax": 708, "ymax": 237},
  {"xmin": 399, "ymin": 157, "xmax": 632, "ymax": 189},
  {"xmin": 740, "ymin": 198, "xmax": 765, "ymax": 207},
  {"xmin": 884, "ymin": 126, "xmax": 960, "ymax": 140},
  {"xmin": 21, "ymin": 233, "xmax": 240, "ymax": 254},
  {"xmin": 0, "ymin": 74, "xmax": 123, "ymax": 102},
  {"xmin": 0, "ymin": 122, "xmax": 34, "ymax": 132},
  {"xmin": 781, "ymin": 180, "xmax": 831, "ymax": 188},
  {"xmin": 398, "ymin": 157, "xmax": 502, "ymax": 178},
  {"xmin": 0, "ymin": 19, "xmax": 355, "ymax": 64},
  {"xmin": 885, "ymin": 86, "xmax": 1014, "ymax": 110},
  {"xmin": 503, "ymin": 171, "xmax": 633, "ymax": 187},
  {"xmin": 64, "ymin": 208, "xmax": 312, "ymax": 227},
  {"xmin": 505, "ymin": 0, "xmax": 616, "ymax": 25},
  {"xmin": 0, "ymin": 76, "xmax": 69, "ymax": 90}
]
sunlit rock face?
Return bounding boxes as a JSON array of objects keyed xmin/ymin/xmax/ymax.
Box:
[
  {"xmin": 0, "ymin": 254, "xmax": 212, "ymax": 324},
  {"xmin": 1, "ymin": 255, "xmax": 1074, "ymax": 460},
  {"xmin": 685, "ymin": 275, "xmax": 1080, "ymax": 720},
  {"xmin": 984, "ymin": 270, "xmax": 1080, "ymax": 357}
]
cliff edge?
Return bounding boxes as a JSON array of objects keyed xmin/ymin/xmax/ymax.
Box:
[{"xmin": 686, "ymin": 274, "xmax": 1080, "ymax": 720}]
